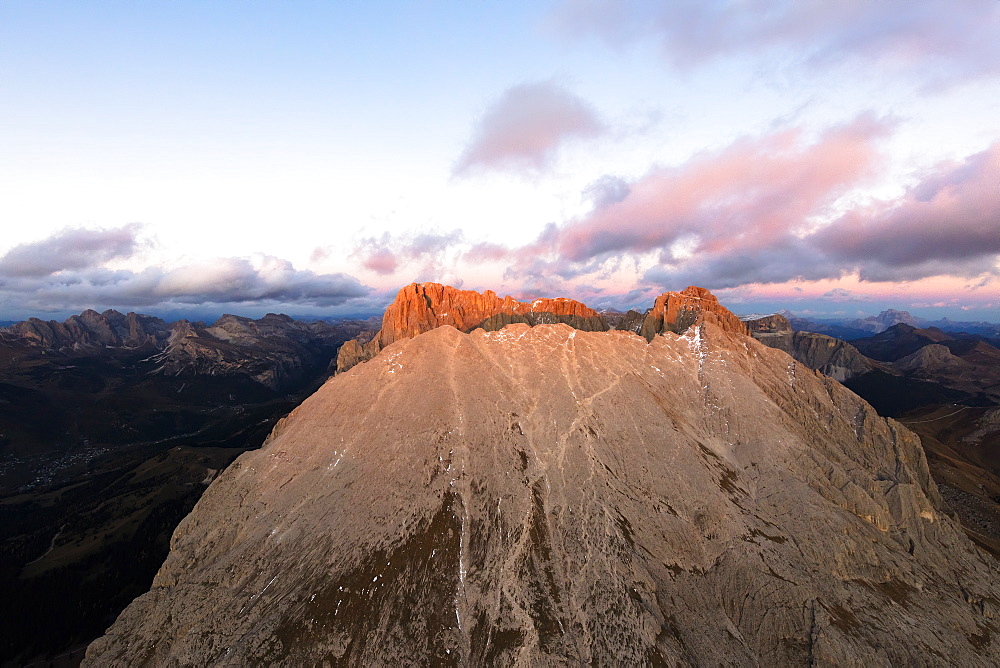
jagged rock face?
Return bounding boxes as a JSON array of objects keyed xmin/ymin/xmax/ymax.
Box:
[
  {"xmin": 337, "ymin": 283, "xmax": 608, "ymax": 372},
  {"xmin": 639, "ymin": 286, "xmax": 748, "ymax": 340},
  {"xmin": 3, "ymin": 309, "xmax": 172, "ymax": 350},
  {"xmin": 743, "ymin": 313, "xmax": 791, "ymax": 334},
  {"xmin": 337, "ymin": 284, "xmax": 749, "ymax": 373},
  {"xmin": 746, "ymin": 314, "xmax": 879, "ymax": 382},
  {"xmin": 376, "ymin": 283, "xmax": 605, "ymax": 347},
  {"xmin": 603, "ymin": 308, "xmax": 647, "ymax": 334},
  {"xmin": 87, "ymin": 322, "xmax": 1000, "ymax": 665}
]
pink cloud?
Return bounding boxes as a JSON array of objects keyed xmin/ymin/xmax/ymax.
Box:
[
  {"xmin": 556, "ymin": 113, "xmax": 888, "ymax": 263},
  {"xmin": 352, "ymin": 229, "xmax": 466, "ymax": 278},
  {"xmin": 817, "ymin": 143, "xmax": 1000, "ymax": 280},
  {"xmin": 473, "ymin": 116, "xmax": 998, "ymax": 296},
  {"xmin": 453, "ymin": 81, "xmax": 605, "ymax": 176},
  {"xmin": 361, "ymin": 248, "xmax": 399, "ymax": 276}
]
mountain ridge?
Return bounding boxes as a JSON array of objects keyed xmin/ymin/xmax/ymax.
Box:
[
  {"xmin": 336, "ymin": 283, "xmax": 746, "ymax": 372},
  {"xmin": 1, "ymin": 308, "xmax": 360, "ymax": 391}
]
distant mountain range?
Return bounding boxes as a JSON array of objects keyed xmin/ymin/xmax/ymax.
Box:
[{"xmin": 776, "ymin": 308, "xmax": 1000, "ymax": 340}]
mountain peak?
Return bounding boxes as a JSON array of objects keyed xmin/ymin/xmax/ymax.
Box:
[
  {"xmin": 640, "ymin": 286, "xmax": 748, "ymax": 340},
  {"xmin": 337, "ymin": 282, "xmax": 608, "ymax": 372},
  {"xmin": 376, "ymin": 282, "xmax": 602, "ymax": 348},
  {"xmin": 336, "ymin": 283, "xmax": 745, "ymax": 372}
]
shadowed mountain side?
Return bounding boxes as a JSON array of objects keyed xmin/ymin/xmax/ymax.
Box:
[
  {"xmin": 851, "ymin": 324, "xmax": 956, "ymax": 362},
  {"xmin": 0, "ymin": 311, "xmax": 371, "ymax": 665},
  {"xmin": 602, "ymin": 308, "xmax": 647, "ymax": 334},
  {"xmin": 1, "ymin": 310, "xmax": 365, "ymax": 392},
  {"xmin": 87, "ymin": 323, "xmax": 999, "ymax": 665},
  {"xmin": 744, "ymin": 314, "xmax": 880, "ymax": 383}
]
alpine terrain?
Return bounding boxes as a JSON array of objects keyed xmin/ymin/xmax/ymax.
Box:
[{"xmin": 85, "ymin": 285, "xmax": 1000, "ymax": 665}]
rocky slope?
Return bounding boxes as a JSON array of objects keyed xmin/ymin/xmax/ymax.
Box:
[
  {"xmin": 87, "ymin": 291, "xmax": 1000, "ymax": 665},
  {"xmin": 743, "ymin": 317, "xmax": 1000, "ymax": 561},
  {"xmin": 744, "ymin": 313, "xmax": 881, "ymax": 382}
]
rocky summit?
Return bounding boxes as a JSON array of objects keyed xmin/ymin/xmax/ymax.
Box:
[
  {"xmin": 86, "ymin": 286, "xmax": 1000, "ymax": 665},
  {"xmin": 336, "ymin": 283, "xmax": 744, "ymax": 372},
  {"xmin": 336, "ymin": 283, "xmax": 607, "ymax": 372}
]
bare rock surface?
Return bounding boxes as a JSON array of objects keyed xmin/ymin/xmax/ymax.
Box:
[
  {"xmin": 87, "ymin": 320, "xmax": 1000, "ymax": 665},
  {"xmin": 745, "ymin": 313, "xmax": 881, "ymax": 382},
  {"xmin": 640, "ymin": 285, "xmax": 748, "ymax": 339},
  {"xmin": 336, "ymin": 283, "xmax": 607, "ymax": 372}
]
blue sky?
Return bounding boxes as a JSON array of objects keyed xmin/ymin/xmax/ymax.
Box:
[{"xmin": 2, "ymin": 1, "xmax": 999, "ymax": 321}]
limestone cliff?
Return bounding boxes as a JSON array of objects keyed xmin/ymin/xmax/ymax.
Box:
[
  {"xmin": 337, "ymin": 282, "xmax": 607, "ymax": 372},
  {"xmin": 337, "ymin": 283, "xmax": 750, "ymax": 373},
  {"xmin": 639, "ymin": 285, "xmax": 748, "ymax": 340}
]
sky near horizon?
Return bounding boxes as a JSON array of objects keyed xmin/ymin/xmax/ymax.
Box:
[{"xmin": 1, "ymin": 1, "xmax": 999, "ymax": 321}]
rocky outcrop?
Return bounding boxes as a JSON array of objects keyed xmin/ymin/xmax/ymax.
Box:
[
  {"xmin": 87, "ymin": 320, "xmax": 1000, "ymax": 665},
  {"xmin": 376, "ymin": 282, "xmax": 605, "ymax": 346},
  {"xmin": 742, "ymin": 313, "xmax": 788, "ymax": 334},
  {"xmin": 745, "ymin": 314, "xmax": 880, "ymax": 382},
  {"xmin": 337, "ymin": 283, "xmax": 608, "ymax": 372},
  {"xmin": 639, "ymin": 285, "xmax": 748, "ymax": 340}
]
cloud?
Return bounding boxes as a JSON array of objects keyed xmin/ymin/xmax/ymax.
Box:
[
  {"xmin": 148, "ymin": 256, "xmax": 368, "ymax": 305},
  {"xmin": 0, "ymin": 227, "xmax": 371, "ymax": 317},
  {"xmin": 555, "ymin": 113, "xmax": 889, "ymax": 264},
  {"xmin": 583, "ymin": 175, "xmax": 631, "ymax": 210},
  {"xmin": 351, "ymin": 234, "xmax": 400, "ymax": 276},
  {"xmin": 552, "ymin": 0, "xmax": 1000, "ymax": 89},
  {"xmin": 351, "ymin": 229, "xmax": 465, "ymax": 277},
  {"xmin": 475, "ymin": 117, "xmax": 1000, "ymax": 294},
  {"xmin": 0, "ymin": 224, "xmax": 145, "ymax": 277},
  {"xmin": 815, "ymin": 143, "xmax": 1000, "ymax": 280},
  {"xmin": 453, "ymin": 81, "xmax": 605, "ymax": 176}
]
